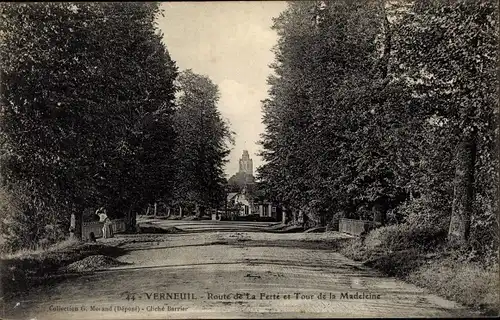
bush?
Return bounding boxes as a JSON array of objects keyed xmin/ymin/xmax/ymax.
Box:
[
  {"xmin": 340, "ymin": 236, "xmax": 426, "ymax": 277},
  {"xmin": 339, "ymin": 237, "xmax": 368, "ymax": 261},
  {"xmin": 360, "ymin": 197, "xmax": 449, "ymax": 253},
  {"xmin": 364, "ymin": 222, "xmax": 447, "ymax": 252},
  {"xmin": 469, "ymin": 192, "xmax": 498, "ymax": 265},
  {"xmin": 339, "ymin": 196, "xmax": 498, "ymax": 315},
  {"xmin": 399, "ymin": 197, "xmax": 450, "ymax": 228},
  {"xmin": 363, "ymin": 249, "xmax": 425, "ymax": 277},
  {"xmin": 0, "ymin": 186, "xmax": 67, "ymax": 253}
]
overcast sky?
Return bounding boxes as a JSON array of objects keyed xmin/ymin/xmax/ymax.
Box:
[{"xmin": 157, "ymin": 1, "xmax": 287, "ymax": 177}]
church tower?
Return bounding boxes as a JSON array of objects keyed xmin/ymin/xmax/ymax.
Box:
[{"xmin": 238, "ymin": 150, "xmax": 253, "ymax": 175}]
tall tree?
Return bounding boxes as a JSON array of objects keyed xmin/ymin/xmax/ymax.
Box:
[
  {"xmin": 259, "ymin": 1, "xmax": 409, "ymax": 226},
  {"xmin": 173, "ymin": 70, "xmax": 233, "ymax": 216},
  {"xmin": 86, "ymin": 3, "xmax": 178, "ymax": 231},
  {"xmin": 395, "ymin": 0, "xmax": 498, "ymax": 246},
  {"xmin": 0, "ymin": 3, "xmax": 178, "ymax": 246}
]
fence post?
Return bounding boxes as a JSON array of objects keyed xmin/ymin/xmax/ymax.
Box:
[{"xmin": 69, "ymin": 212, "xmax": 82, "ymax": 241}]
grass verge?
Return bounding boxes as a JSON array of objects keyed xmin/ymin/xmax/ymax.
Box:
[{"xmin": 339, "ymin": 236, "xmax": 499, "ymax": 316}]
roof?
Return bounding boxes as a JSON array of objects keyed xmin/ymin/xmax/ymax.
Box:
[{"xmin": 227, "ymin": 192, "xmax": 238, "ymax": 201}]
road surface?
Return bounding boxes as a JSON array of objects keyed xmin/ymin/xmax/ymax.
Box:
[{"xmin": 3, "ymin": 219, "xmax": 476, "ymax": 319}]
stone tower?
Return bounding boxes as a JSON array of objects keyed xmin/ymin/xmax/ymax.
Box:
[{"xmin": 238, "ymin": 150, "xmax": 253, "ymax": 175}]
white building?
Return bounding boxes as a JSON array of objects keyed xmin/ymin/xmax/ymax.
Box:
[{"xmin": 227, "ymin": 192, "xmax": 252, "ymax": 216}]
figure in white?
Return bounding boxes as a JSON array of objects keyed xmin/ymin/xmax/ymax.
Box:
[{"xmin": 97, "ymin": 207, "xmax": 113, "ymax": 239}]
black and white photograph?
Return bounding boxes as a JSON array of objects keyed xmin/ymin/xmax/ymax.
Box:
[{"xmin": 0, "ymin": 1, "xmax": 498, "ymax": 319}]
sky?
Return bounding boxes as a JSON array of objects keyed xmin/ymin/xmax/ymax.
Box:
[{"xmin": 157, "ymin": 1, "xmax": 287, "ymax": 178}]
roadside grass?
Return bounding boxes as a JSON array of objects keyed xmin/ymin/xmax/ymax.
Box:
[
  {"xmin": 0, "ymin": 238, "xmax": 79, "ymax": 259},
  {"xmin": 0, "ymin": 239, "xmax": 126, "ymax": 300},
  {"xmin": 408, "ymin": 259, "xmax": 499, "ymax": 315},
  {"xmin": 339, "ymin": 231, "xmax": 499, "ymax": 315}
]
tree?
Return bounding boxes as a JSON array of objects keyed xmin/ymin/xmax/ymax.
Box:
[
  {"xmin": 173, "ymin": 70, "xmax": 233, "ymax": 216},
  {"xmin": 227, "ymin": 171, "xmax": 255, "ymax": 192},
  {"xmin": 395, "ymin": 0, "xmax": 498, "ymax": 247},
  {"xmin": 0, "ymin": 3, "xmax": 178, "ymax": 246},
  {"xmin": 0, "ymin": 3, "xmax": 106, "ymax": 243},
  {"xmin": 259, "ymin": 1, "xmax": 408, "ymax": 226},
  {"xmin": 86, "ymin": 3, "xmax": 178, "ymax": 231}
]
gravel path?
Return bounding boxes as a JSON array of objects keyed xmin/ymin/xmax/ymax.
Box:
[{"xmin": 2, "ymin": 221, "xmax": 477, "ymax": 319}]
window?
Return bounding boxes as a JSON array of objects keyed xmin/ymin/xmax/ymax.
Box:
[{"xmin": 263, "ymin": 205, "xmax": 269, "ymax": 217}]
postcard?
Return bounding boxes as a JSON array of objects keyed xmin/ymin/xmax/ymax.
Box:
[{"xmin": 0, "ymin": 1, "xmax": 498, "ymax": 319}]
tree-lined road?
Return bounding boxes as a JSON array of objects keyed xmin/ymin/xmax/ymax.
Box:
[{"xmin": 3, "ymin": 220, "xmax": 476, "ymax": 319}]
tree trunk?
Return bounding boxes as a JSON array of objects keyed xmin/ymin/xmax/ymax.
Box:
[
  {"xmin": 319, "ymin": 210, "xmax": 327, "ymax": 227},
  {"xmin": 195, "ymin": 203, "xmax": 201, "ymax": 217},
  {"xmin": 448, "ymin": 129, "xmax": 477, "ymax": 247},
  {"xmin": 167, "ymin": 206, "xmax": 171, "ymax": 217},
  {"xmin": 69, "ymin": 211, "xmax": 82, "ymax": 241},
  {"xmin": 372, "ymin": 202, "xmax": 386, "ymax": 226},
  {"xmin": 179, "ymin": 205, "xmax": 183, "ymax": 218},
  {"xmin": 154, "ymin": 202, "xmax": 157, "ymax": 219},
  {"xmin": 224, "ymin": 195, "xmax": 228, "ymax": 220},
  {"xmin": 126, "ymin": 206, "xmax": 137, "ymax": 233}
]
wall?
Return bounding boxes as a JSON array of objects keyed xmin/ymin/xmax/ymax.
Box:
[
  {"xmin": 82, "ymin": 219, "xmax": 126, "ymax": 241},
  {"xmin": 338, "ymin": 218, "xmax": 379, "ymax": 236}
]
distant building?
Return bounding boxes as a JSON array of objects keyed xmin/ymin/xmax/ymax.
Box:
[
  {"xmin": 224, "ymin": 150, "xmax": 282, "ymax": 221},
  {"xmin": 255, "ymin": 200, "xmax": 281, "ymax": 221},
  {"xmin": 228, "ymin": 150, "xmax": 255, "ymax": 191},
  {"xmin": 258, "ymin": 202, "xmax": 276, "ymax": 218},
  {"xmin": 226, "ymin": 189, "xmax": 253, "ymax": 218},
  {"xmin": 224, "ymin": 178, "xmax": 282, "ymax": 222},
  {"xmin": 238, "ymin": 150, "xmax": 253, "ymax": 175}
]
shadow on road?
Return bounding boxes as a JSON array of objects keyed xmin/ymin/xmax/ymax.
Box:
[
  {"xmin": 94, "ymin": 258, "xmax": 371, "ymax": 274},
  {"xmin": 120, "ymin": 238, "xmax": 351, "ymax": 252},
  {"xmin": 122, "ymin": 241, "xmax": 231, "ymax": 251},
  {"xmin": 231, "ymin": 239, "xmax": 351, "ymax": 251},
  {"xmin": 137, "ymin": 220, "xmax": 292, "ymax": 234},
  {"xmin": 146, "ymin": 228, "xmax": 292, "ymax": 234}
]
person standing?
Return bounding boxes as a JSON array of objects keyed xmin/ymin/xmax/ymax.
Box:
[{"xmin": 99, "ymin": 208, "xmax": 113, "ymax": 239}]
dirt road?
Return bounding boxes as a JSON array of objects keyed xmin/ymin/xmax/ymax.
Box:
[{"xmin": 3, "ymin": 220, "xmax": 476, "ymax": 319}]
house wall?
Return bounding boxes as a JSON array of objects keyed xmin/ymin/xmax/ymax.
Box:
[
  {"xmin": 259, "ymin": 203, "xmax": 274, "ymax": 218},
  {"xmin": 235, "ymin": 193, "xmax": 252, "ymax": 216}
]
